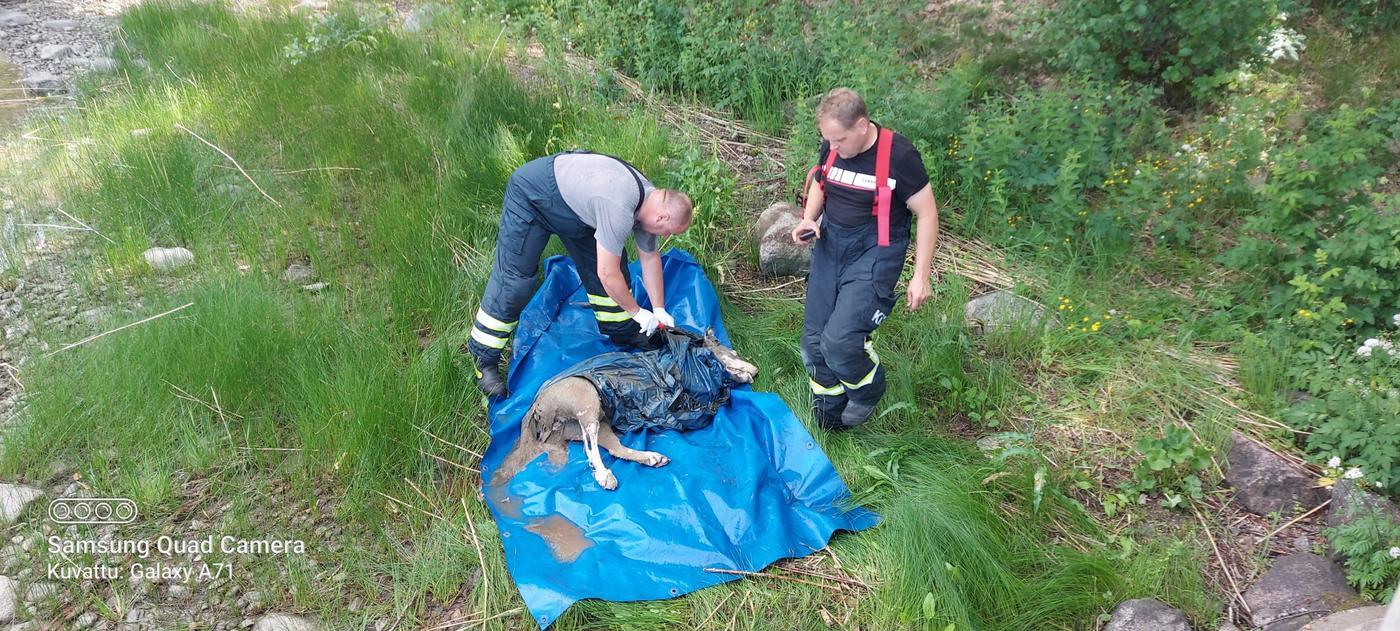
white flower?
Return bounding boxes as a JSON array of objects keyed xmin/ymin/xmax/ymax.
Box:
[
  {"xmin": 1344, "ymin": 467, "xmax": 1364, "ymax": 480},
  {"xmin": 1392, "ymin": 313, "xmax": 1400, "ymax": 327},
  {"xmin": 1358, "ymin": 345, "xmax": 1373, "ymax": 357},
  {"xmin": 1377, "ymin": 481, "xmax": 1384, "ymax": 488},
  {"xmin": 1264, "ymin": 27, "xmax": 1306, "ymax": 62},
  {"xmin": 1391, "ymin": 547, "xmax": 1400, "ymax": 559},
  {"xmin": 1328, "ymin": 456, "xmax": 1342, "ymax": 468},
  {"xmin": 1364, "ymin": 338, "xmax": 1382, "ymax": 347}
]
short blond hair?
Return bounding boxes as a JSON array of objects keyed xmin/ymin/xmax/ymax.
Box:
[
  {"xmin": 658, "ymin": 189, "xmax": 693, "ymax": 227},
  {"xmin": 816, "ymin": 88, "xmax": 868, "ymax": 129}
]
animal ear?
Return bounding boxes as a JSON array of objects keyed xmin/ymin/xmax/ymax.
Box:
[{"xmin": 705, "ymin": 328, "xmax": 717, "ymax": 343}]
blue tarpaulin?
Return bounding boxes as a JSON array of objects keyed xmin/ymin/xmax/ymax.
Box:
[{"xmin": 480, "ymin": 249, "xmax": 879, "ymax": 628}]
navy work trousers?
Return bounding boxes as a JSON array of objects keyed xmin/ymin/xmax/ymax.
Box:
[
  {"xmin": 801, "ymin": 217, "xmax": 909, "ymax": 429},
  {"xmin": 467, "ymin": 153, "xmax": 640, "ymax": 365}
]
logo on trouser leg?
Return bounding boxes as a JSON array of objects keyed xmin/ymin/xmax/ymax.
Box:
[{"xmin": 871, "ymin": 309, "xmax": 886, "ymax": 325}]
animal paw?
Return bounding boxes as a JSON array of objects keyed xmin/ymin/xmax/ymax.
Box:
[
  {"xmin": 594, "ymin": 468, "xmax": 618, "ymax": 490},
  {"xmin": 637, "ymin": 451, "xmax": 670, "ymax": 467}
]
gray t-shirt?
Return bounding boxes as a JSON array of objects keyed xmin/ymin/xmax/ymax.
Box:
[{"xmin": 554, "ymin": 153, "xmax": 658, "ymax": 256}]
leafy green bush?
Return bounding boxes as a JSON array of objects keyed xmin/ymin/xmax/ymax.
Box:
[
  {"xmin": 938, "ymin": 80, "xmax": 1168, "ymax": 252},
  {"xmin": 1313, "ymin": 0, "xmax": 1400, "ymax": 36},
  {"xmin": 1221, "ymin": 102, "xmax": 1400, "ymax": 494},
  {"xmin": 1323, "ymin": 509, "xmax": 1400, "ymax": 602},
  {"xmin": 1286, "ymin": 324, "xmax": 1400, "ymax": 493},
  {"xmin": 1113, "ymin": 426, "xmax": 1213, "ymax": 510},
  {"xmin": 1046, "ymin": 0, "xmax": 1284, "ymax": 105},
  {"xmin": 484, "ymin": 0, "xmax": 903, "ymax": 131},
  {"xmin": 1222, "ymin": 103, "xmax": 1400, "ymax": 330},
  {"xmin": 283, "ymin": 3, "xmax": 393, "ymax": 65}
]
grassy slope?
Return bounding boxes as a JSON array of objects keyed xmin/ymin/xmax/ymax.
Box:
[{"xmin": 29, "ymin": 0, "xmax": 1400, "ymax": 628}]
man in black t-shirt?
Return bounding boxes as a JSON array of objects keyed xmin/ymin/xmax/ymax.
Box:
[{"xmin": 790, "ymin": 88, "xmax": 941, "ymax": 430}]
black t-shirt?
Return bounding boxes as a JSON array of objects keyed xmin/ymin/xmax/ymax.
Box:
[{"xmin": 814, "ymin": 124, "xmax": 930, "ymax": 228}]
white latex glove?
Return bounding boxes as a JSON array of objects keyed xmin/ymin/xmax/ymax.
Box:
[
  {"xmin": 653, "ymin": 307, "xmax": 675, "ymax": 329},
  {"xmin": 632, "ymin": 308, "xmax": 661, "ymax": 336}
]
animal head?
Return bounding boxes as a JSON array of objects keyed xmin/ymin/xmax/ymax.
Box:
[{"xmin": 703, "ymin": 328, "xmax": 758, "ymax": 384}]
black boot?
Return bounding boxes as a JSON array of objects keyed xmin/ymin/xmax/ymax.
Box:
[
  {"xmin": 813, "ymin": 394, "xmax": 849, "ymax": 431},
  {"xmin": 839, "ymin": 400, "xmax": 876, "ymax": 428},
  {"xmin": 464, "ymin": 346, "xmax": 507, "ymax": 399}
]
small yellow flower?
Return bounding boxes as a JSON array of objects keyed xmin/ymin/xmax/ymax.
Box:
[
  {"xmin": 1091, "ymin": 321, "xmax": 1101, "ymax": 331},
  {"xmin": 1082, "ymin": 317, "xmax": 1089, "ymax": 322}
]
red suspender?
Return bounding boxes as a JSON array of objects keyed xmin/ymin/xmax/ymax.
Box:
[
  {"xmin": 800, "ymin": 128, "xmax": 895, "ymax": 246},
  {"xmin": 873, "ymin": 128, "xmax": 894, "ymax": 246},
  {"xmin": 802, "ymin": 147, "xmax": 840, "ymax": 207}
]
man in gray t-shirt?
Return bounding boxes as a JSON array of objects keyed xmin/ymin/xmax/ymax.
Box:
[{"xmin": 464, "ymin": 150, "xmax": 694, "ymax": 398}]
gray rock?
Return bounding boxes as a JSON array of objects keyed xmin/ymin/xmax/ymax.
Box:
[
  {"xmin": 40, "ymin": 45, "xmax": 78, "ymax": 61},
  {"xmin": 79, "ymin": 306, "xmax": 111, "ymax": 326},
  {"xmin": 1326, "ymin": 479, "xmax": 1400, "ymax": 530},
  {"xmin": 0, "ymin": 11, "xmax": 34, "ymax": 27},
  {"xmin": 755, "ymin": 201, "xmax": 799, "ymax": 245},
  {"xmin": 282, "ymin": 262, "xmax": 315, "ymax": 285},
  {"xmin": 0, "ymin": 576, "xmax": 15, "ymax": 623},
  {"xmin": 84, "ymin": 57, "xmax": 118, "ymax": 72},
  {"xmin": 964, "ymin": 289, "xmax": 1053, "ymax": 334},
  {"xmin": 253, "ymin": 613, "xmax": 321, "ymax": 631},
  {"xmin": 1325, "ymin": 480, "xmax": 1400, "ymax": 560},
  {"xmin": 74, "ymin": 611, "xmax": 98, "ymax": 628},
  {"xmin": 168, "ymin": 583, "xmax": 187, "ymax": 598},
  {"xmin": 402, "ymin": 3, "xmax": 449, "ymax": 33},
  {"xmin": 1225, "ymin": 433, "xmax": 1326, "ymax": 516},
  {"xmin": 21, "ymin": 72, "xmax": 63, "ymax": 96},
  {"xmin": 23, "ymin": 581, "xmax": 55, "ymax": 602},
  {"xmin": 43, "ymin": 19, "xmax": 80, "ymax": 30},
  {"xmin": 1105, "ymin": 598, "xmax": 1192, "ymax": 631},
  {"xmin": 1243, "ymin": 553, "xmax": 1366, "ymax": 631},
  {"xmin": 142, "ymin": 246, "xmax": 194, "ymax": 273},
  {"xmin": 975, "ymin": 434, "xmax": 1010, "ymax": 453},
  {"xmin": 0, "ymin": 483, "xmax": 43, "ymax": 524},
  {"xmin": 1299, "ymin": 605, "xmax": 1387, "ymax": 631},
  {"xmin": 755, "ymin": 203, "xmax": 809, "ymax": 277}
]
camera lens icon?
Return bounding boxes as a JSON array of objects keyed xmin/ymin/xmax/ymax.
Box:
[{"xmin": 49, "ymin": 498, "xmax": 138, "ymax": 524}]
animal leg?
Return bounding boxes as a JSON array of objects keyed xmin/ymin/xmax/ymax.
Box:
[
  {"xmin": 578, "ymin": 411, "xmax": 617, "ymax": 490},
  {"xmin": 596, "ymin": 424, "xmax": 669, "ymax": 467}
]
